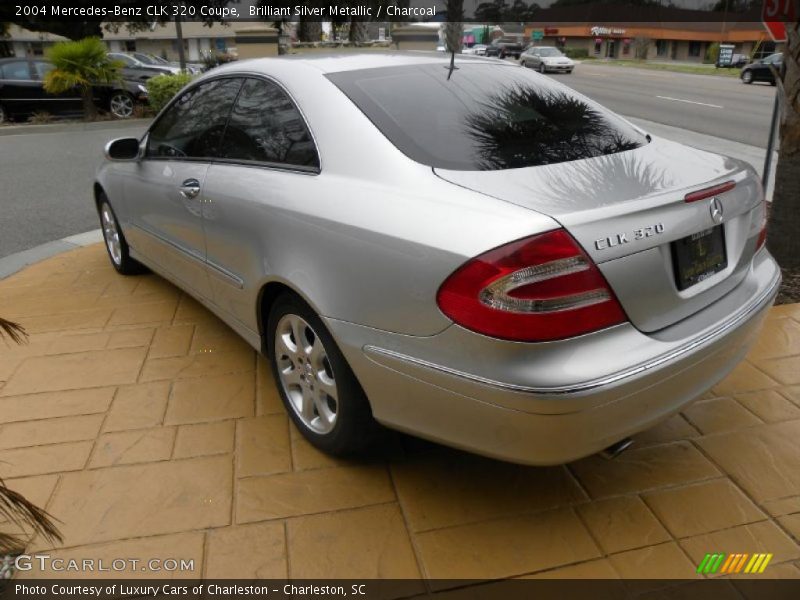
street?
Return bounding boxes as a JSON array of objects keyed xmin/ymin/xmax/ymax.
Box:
[
  {"xmin": 0, "ymin": 65, "xmax": 778, "ymax": 259},
  {"xmin": 548, "ymin": 62, "xmax": 777, "ymax": 148}
]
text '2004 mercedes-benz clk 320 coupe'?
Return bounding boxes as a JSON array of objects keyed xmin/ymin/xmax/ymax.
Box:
[{"xmin": 95, "ymin": 54, "xmax": 779, "ymax": 465}]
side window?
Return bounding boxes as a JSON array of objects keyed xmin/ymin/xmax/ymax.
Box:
[
  {"xmin": 31, "ymin": 61, "xmax": 54, "ymax": 81},
  {"xmin": 219, "ymin": 78, "xmax": 319, "ymax": 169},
  {"xmin": 1, "ymin": 61, "xmax": 31, "ymax": 80},
  {"xmin": 147, "ymin": 78, "xmax": 243, "ymax": 160}
]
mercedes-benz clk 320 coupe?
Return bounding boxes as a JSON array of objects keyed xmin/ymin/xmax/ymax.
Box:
[{"xmin": 95, "ymin": 54, "xmax": 780, "ymax": 465}]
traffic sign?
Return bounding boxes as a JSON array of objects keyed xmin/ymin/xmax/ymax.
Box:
[{"xmin": 762, "ymin": 0, "xmax": 795, "ymax": 42}]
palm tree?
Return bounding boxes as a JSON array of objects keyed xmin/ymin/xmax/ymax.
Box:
[
  {"xmin": 42, "ymin": 37, "xmax": 122, "ymax": 121},
  {"xmin": 0, "ymin": 319, "xmax": 62, "ymax": 555}
]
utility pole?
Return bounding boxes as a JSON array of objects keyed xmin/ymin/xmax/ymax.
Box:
[{"xmin": 175, "ymin": 14, "xmax": 186, "ymax": 71}]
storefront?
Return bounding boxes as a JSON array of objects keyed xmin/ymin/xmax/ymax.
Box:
[{"xmin": 523, "ymin": 23, "xmax": 778, "ymax": 62}]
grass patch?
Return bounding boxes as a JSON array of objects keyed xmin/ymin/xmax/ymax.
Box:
[{"xmin": 587, "ymin": 59, "xmax": 742, "ymax": 78}]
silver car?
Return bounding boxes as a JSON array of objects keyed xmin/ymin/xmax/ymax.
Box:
[{"xmin": 96, "ymin": 54, "xmax": 779, "ymax": 465}]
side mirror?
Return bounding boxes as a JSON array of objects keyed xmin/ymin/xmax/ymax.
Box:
[{"xmin": 104, "ymin": 137, "xmax": 141, "ymax": 161}]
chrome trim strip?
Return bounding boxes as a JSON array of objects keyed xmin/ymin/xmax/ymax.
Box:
[
  {"xmin": 364, "ymin": 271, "xmax": 780, "ymax": 396},
  {"xmin": 207, "ymin": 259, "xmax": 244, "ymax": 289}
]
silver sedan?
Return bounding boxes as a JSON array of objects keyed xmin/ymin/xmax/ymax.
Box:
[{"xmin": 96, "ymin": 53, "xmax": 779, "ymax": 465}]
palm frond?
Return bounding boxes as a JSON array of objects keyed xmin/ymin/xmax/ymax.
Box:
[
  {"xmin": 0, "ymin": 318, "xmax": 26, "ymax": 345},
  {"xmin": 0, "ymin": 477, "xmax": 62, "ymax": 554}
]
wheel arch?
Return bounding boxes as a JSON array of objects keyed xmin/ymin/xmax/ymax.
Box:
[{"xmin": 257, "ymin": 280, "xmax": 322, "ymax": 357}]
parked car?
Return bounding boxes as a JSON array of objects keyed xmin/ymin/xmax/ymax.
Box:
[
  {"xmin": 520, "ymin": 46, "xmax": 575, "ymax": 73},
  {"xmin": 95, "ymin": 54, "xmax": 778, "ymax": 465},
  {"xmin": 463, "ymin": 44, "xmax": 488, "ymax": 56},
  {"xmin": 485, "ymin": 37, "xmax": 524, "ymax": 59},
  {"xmin": 131, "ymin": 52, "xmax": 204, "ymax": 75},
  {"xmin": 0, "ymin": 57, "xmax": 147, "ymax": 122},
  {"xmin": 741, "ymin": 52, "xmax": 783, "ymax": 85},
  {"xmin": 107, "ymin": 52, "xmax": 180, "ymax": 82}
]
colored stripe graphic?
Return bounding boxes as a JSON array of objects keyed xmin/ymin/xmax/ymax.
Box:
[{"xmin": 702, "ymin": 553, "xmax": 774, "ymax": 574}]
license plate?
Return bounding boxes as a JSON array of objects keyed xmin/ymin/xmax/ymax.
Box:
[{"xmin": 671, "ymin": 225, "xmax": 727, "ymax": 291}]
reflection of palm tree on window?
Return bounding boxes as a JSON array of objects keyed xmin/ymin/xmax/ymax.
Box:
[{"xmin": 464, "ymin": 86, "xmax": 640, "ymax": 170}]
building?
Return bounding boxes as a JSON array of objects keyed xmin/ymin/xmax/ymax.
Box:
[
  {"xmin": 523, "ymin": 22, "xmax": 780, "ymax": 62},
  {"xmin": 2, "ymin": 21, "xmax": 278, "ymax": 62}
]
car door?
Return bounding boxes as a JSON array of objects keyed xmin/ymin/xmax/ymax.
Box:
[
  {"xmin": 30, "ymin": 60, "xmax": 83, "ymax": 116},
  {"xmin": 0, "ymin": 60, "xmax": 39, "ymax": 118},
  {"xmin": 201, "ymin": 76, "xmax": 321, "ymax": 329},
  {"xmin": 121, "ymin": 76, "xmax": 244, "ymax": 298}
]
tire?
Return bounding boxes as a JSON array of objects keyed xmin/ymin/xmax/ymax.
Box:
[
  {"xmin": 520, "ymin": 60, "xmax": 527, "ymax": 68},
  {"xmin": 770, "ymin": 79, "xmax": 777, "ymax": 86},
  {"xmin": 539, "ymin": 63, "xmax": 546, "ymax": 74},
  {"xmin": 267, "ymin": 293, "xmax": 380, "ymax": 456},
  {"xmin": 109, "ymin": 91, "xmax": 135, "ymax": 119},
  {"xmin": 97, "ymin": 194, "xmax": 146, "ymax": 275},
  {"xmin": 742, "ymin": 70, "xmax": 753, "ymax": 84},
  {"xmin": 0, "ymin": 104, "xmax": 6, "ymax": 124}
]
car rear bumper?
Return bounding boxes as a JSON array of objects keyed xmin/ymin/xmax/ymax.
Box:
[{"xmin": 327, "ymin": 249, "xmax": 780, "ymax": 465}]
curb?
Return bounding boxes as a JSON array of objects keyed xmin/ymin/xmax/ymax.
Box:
[
  {"xmin": 0, "ymin": 230, "xmax": 103, "ymax": 280},
  {"xmin": 0, "ymin": 118, "xmax": 150, "ymax": 137}
]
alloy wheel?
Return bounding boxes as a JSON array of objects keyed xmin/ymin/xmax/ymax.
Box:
[
  {"xmin": 742, "ymin": 71, "xmax": 753, "ymax": 84},
  {"xmin": 539, "ymin": 63, "xmax": 546, "ymax": 73},
  {"xmin": 274, "ymin": 314, "xmax": 339, "ymax": 434},
  {"xmin": 109, "ymin": 93, "xmax": 134, "ymax": 119},
  {"xmin": 100, "ymin": 203, "xmax": 123, "ymax": 266}
]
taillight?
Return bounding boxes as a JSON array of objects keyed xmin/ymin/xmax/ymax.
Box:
[
  {"xmin": 436, "ymin": 229, "xmax": 628, "ymax": 342},
  {"xmin": 684, "ymin": 180, "xmax": 736, "ymax": 203}
]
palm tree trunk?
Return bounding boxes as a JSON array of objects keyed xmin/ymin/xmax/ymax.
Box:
[
  {"xmin": 81, "ymin": 88, "xmax": 97, "ymax": 121},
  {"xmin": 767, "ymin": 21, "xmax": 800, "ymax": 271},
  {"xmin": 348, "ymin": 18, "xmax": 369, "ymax": 44}
]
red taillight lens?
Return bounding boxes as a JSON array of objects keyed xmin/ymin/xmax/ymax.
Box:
[
  {"xmin": 436, "ymin": 229, "xmax": 628, "ymax": 342},
  {"xmin": 684, "ymin": 180, "xmax": 736, "ymax": 203}
]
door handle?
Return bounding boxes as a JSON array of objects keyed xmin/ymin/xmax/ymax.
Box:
[{"xmin": 179, "ymin": 178, "xmax": 201, "ymax": 199}]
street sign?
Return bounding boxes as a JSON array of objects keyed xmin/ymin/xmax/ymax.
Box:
[
  {"xmin": 532, "ymin": 30, "xmax": 544, "ymax": 41},
  {"xmin": 718, "ymin": 43, "xmax": 735, "ymax": 67},
  {"xmin": 762, "ymin": 0, "xmax": 795, "ymax": 42}
]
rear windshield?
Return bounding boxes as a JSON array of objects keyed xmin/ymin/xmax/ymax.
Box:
[{"xmin": 326, "ymin": 63, "xmax": 647, "ymax": 171}]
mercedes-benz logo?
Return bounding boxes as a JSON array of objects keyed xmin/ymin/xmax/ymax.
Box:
[{"xmin": 710, "ymin": 197, "xmax": 724, "ymax": 224}]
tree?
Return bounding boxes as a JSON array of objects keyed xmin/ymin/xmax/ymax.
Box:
[
  {"xmin": 0, "ymin": 1, "xmax": 238, "ymax": 41},
  {"xmin": 767, "ymin": 21, "xmax": 800, "ymax": 282},
  {"xmin": 0, "ymin": 318, "xmax": 62, "ymax": 555},
  {"xmin": 43, "ymin": 37, "xmax": 122, "ymax": 121}
]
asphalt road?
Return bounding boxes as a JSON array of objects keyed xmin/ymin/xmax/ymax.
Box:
[
  {"xmin": 0, "ymin": 65, "xmax": 777, "ymax": 259},
  {"xmin": 546, "ymin": 62, "xmax": 777, "ymax": 148},
  {"xmin": 0, "ymin": 122, "xmax": 146, "ymax": 259}
]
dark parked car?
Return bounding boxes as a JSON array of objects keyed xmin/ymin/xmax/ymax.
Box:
[
  {"xmin": 0, "ymin": 58, "xmax": 148, "ymax": 123},
  {"xmin": 741, "ymin": 52, "xmax": 783, "ymax": 85},
  {"xmin": 107, "ymin": 52, "xmax": 181, "ymax": 84},
  {"xmin": 485, "ymin": 37, "xmax": 524, "ymax": 59}
]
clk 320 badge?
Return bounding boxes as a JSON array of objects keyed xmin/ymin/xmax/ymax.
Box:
[{"xmin": 595, "ymin": 223, "xmax": 666, "ymax": 250}]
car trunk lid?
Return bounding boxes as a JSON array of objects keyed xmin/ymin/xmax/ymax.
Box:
[{"xmin": 434, "ymin": 137, "xmax": 764, "ymax": 332}]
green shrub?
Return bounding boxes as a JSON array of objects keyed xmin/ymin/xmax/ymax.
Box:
[
  {"xmin": 705, "ymin": 42, "xmax": 720, "ymax": 64},
  {"xmin": 562, "ymin": 47, "xmax": 589, "ymax": 59},
  {"xmin": 146, "ymin": 72, "xmax": 194, "ymax": 113}
]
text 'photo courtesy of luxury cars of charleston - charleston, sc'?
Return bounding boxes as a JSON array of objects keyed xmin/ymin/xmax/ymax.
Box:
[{"xmin": 1, "ymin": 0, "xmax": 800, "ymax": 595}]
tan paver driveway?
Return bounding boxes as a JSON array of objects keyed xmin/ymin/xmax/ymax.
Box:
[{"xmin": 1, "ymin": 244, "xmax": 800, "ymax": 580}]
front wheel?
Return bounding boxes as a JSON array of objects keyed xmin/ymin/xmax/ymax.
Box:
[
  {"xmin": 267, "ymin": 294, "xmax": 380, "ymax": 456},
  {"xmin": 742, "ymin": 70, "xmax": 753, "ymax": 84},
  {"xmin": 98, "ymin": 195, "xmax": 146, "ymax": 275},
  {"xmin": 539, "ymin": 63, "xmax": 546, "ymax": 74},
  {"xmin": 109, "ymin": 92, "xmax": 135, "ymax": 119}
]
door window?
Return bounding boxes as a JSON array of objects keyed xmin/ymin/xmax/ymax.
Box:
[
  {"xmin": 147, "ymin": 77, "xmax": 243, "ymax": 160},
  {"xmin": 31, "ymin": 61, "xmax": 54, "ymax": 81},
  {"xmin": 0, "ymin": 61, "xmax": 31, "ymax": 80},
  {"xmin": 218, "ymin": 78, "xmax": 319, "ymax": 170}
]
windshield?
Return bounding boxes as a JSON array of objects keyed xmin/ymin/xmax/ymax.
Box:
[
  {"xmin": 327, "ymin": 63, "xmax": 647, "ymax": 171},
  {"xmin": 538, "ymin": 48, "xmax": 563, "ymax": 57}
]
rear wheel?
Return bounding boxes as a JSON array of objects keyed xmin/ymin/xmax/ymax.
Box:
[
  {"xmin": 109, "ymin": 92, "xmax": 135, "ymax": 119},
  {"xmin": 742, "ymin": 70, "xmax": 753, "ymax": 84},
  {"xmin": 98, "ymin": 195, "xmax": 146, "ymax": 275},
  {"xmin": 267, "ymin": 294, "xmax": 380, "ymax": 456}
]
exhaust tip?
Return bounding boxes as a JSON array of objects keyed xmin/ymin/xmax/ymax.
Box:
[{"xmin": 601, "ymin": 437, "xmax": 634, "ymax": 460}]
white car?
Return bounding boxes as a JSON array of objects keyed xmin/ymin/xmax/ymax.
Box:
[{"xmin": 520, "ymin": 46, "xmax": 575, "ymax": 74}]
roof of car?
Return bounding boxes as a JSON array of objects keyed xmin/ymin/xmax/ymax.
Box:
[{"xmin": 210, "ymin": 52, "xmax": 502, "ymax": 76}]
